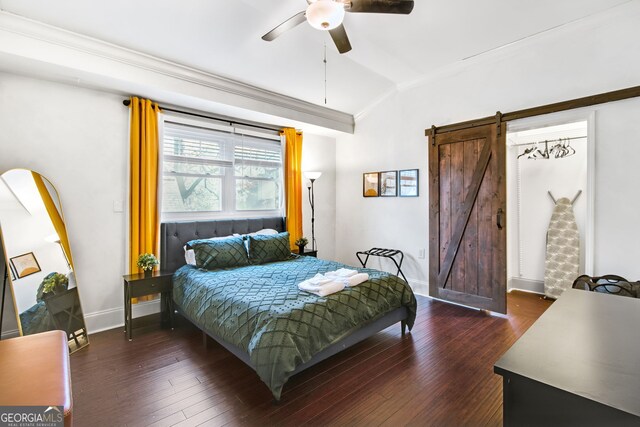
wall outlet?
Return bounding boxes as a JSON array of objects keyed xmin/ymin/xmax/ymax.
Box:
[
  {"xmin": 113, "ymin": 200, "xmax": 124, "ymax": 213},
  {"xmin": 418, "ymin": 248, "xmax": 426, "ymax": 259}
]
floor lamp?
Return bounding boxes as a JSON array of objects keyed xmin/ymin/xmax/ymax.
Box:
[{"xmin": 305, "ymin": 171, "xmax": 322, "ymax": 252}]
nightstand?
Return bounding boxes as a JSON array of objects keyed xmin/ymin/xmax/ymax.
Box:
[
  {"xmin": 299, "ymin": 250, "xmax": 318, "ymax": 258},
  {"xmin": 123, "ymin": 271, "xmax": 174, "ymax": 340}
]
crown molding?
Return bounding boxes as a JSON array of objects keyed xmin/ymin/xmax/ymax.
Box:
[
  {"xmin": 0, "ymin": 11, "xmax": 354, "ymax": 133},
  {"xmin": 353, "ymin": 86, "xmax": 397, "ymax": 123}
]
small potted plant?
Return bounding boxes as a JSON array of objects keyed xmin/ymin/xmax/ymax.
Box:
[
  {"xmin": 295, "ymin": 237, "xmax": 309, "ymax": 255},
  {"xmin": 41, "ymin": 273, "xmax": 69, "ymax": 298},
  {"xmin": 137, "ymin": 253, "xmax": 159, "ymax": 277}
]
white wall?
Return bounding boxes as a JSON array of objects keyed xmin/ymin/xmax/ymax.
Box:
[
  {"xmin": 0, "ymin": 72, "xmax": 130, "ymax": 334},
  {"xmin": 336, "ymin": 92, "xmax": 428, "ymax": 293},
  {"xmin": 301, "ymin": 133, "xmax": 337, "ymax": 261},
  {"xmin": 0, "ymin": 72, "xmax": 338, "ymax": 335},
  {"xmin": 335, "ymin": 4, "xmax": 640, "ymax": 294}
]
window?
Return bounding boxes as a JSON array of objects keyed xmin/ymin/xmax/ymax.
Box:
[{"xmin": 161, "ymin": 117, "xmax": 283, "ymax": 220}]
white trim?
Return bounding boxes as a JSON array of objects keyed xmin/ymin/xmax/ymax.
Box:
[
  {"xmin": 234, "ymin": 127, "xmax": 281, "ymax": 141},
  {"xmin": 163, "ymin": 113, "xmax": 282, "ymax": 141},
  {"xmin": 0, "ymin": 11, "xmax": 355, "ymax": 134},
  {"xmin": 508, "ymin": 277, "xmax": 545, "ymax": 294},
  {"xmin": 406, "ymin": 277, "xmax": 429, "ymax": 297},
  {"xmin": 585, "ymin": 112, "xmax": 596, "ymax": 276},
  {"xmin": 1, "ymin": 328, "xmax": 19, "ymax": 340},
  {"xmin": 163, "ymin": 114, "xmax": 234, "ymax": 134},
  {"xmin": 353, "ymin": 86, "xmax": 397, "ymax": 123},
  {"xmin": 161, "ymin": 210, "xmax": 284, "ymax": 222},
  {"xmin": 83, "ymin": 298, "xmax": 161, "ymax": 334}
]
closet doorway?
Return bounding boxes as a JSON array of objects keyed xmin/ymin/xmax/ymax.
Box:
[{"xmin": 506, "ymin": 112, "xmax": 594, "ymax": 296}]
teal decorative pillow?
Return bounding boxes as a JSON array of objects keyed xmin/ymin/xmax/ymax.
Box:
[
  {"xmin": 248, "ymin": 232, "xmax": 291, "ymax": 264},
  {"xmin": 187, "ymin": 236, "xmax": 249, "ymax": 270}
]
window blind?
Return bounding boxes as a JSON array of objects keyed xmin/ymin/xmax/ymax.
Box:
[{"xmin": 163, "ymin": 122, "xmax": 234, "ymax": 168}]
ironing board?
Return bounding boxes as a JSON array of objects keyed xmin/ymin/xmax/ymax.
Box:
[{"xmin": 544, "ymin": 193, "xmax": 580, "ymax": 298}]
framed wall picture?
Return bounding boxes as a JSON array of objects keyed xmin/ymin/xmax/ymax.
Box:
[
  {"xmin": 380, "ymin": 171, "xmax": 398, "ymax": 197},
  {"xmin": 363, "ymin": 172, "xmax": 380, "ymax": 197},
  {"xmin": 399, "ymin": 169, "xmax": 419, "ymax": 197},
  {"xmin": 10, "ymin": 252, "xmax": 41, "ymax": 279}
]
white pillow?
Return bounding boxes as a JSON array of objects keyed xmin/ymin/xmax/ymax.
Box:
[
  {"xmin": 183, "ymin": 234, "xmax": 240, "ymax": 266},
  {"xmin": 247, "ymin": 228, "xmax": 279, "ymax": 236},
  {"xmin": 184, "ymin": 247, "xmax": 197, "ymax": 266}
]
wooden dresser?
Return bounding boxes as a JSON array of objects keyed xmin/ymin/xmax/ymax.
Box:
[{"xmin": 494, "ymin": 289, "xmax": 640, "ymax": 425}]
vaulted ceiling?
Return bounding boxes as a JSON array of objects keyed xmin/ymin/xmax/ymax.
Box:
[{"xmin": 0, "ymin": 0, "xmax": 629, "ymax": 115}]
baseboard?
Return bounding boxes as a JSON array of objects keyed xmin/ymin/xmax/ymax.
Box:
[
  {"xmin": 1, "ymin": 301, "xmax": 161, "ymax": 338},
  {"xmin": 84, "ymin": 298, "xmax": 161, "ymax": 334},
  {"xmin": 509, "ymin": 277, "xmax": 544, "ymax": 294},
  {"xmin": 1, "ymin": 328, "xmax": 19, "ymax": 340},
  {"xmin": 407, "ymin": 278, "xmax": 429, "ymax": 297}
]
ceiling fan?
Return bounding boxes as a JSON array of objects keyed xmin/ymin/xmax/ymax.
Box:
[{"xmin": 261, "ymin": 0, "xmax": 415, "ymax": 54}]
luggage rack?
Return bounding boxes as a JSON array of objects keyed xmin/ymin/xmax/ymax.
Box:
[{"xmin": 356, "ymin": 248, "xmax": 408, "ymax": 283}]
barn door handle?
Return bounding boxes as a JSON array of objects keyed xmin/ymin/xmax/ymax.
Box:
[{"xmin": 496, "ymin": 208, "xmax": 504, "ymax": 230}]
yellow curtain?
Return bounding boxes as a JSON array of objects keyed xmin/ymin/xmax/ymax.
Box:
[
  {"xmin": 281, "ymin": 128, "xmax": 303, "ymax": 250},
  {"xmin": 32, "ymin": 172, "xmax": 74, "ymax": 269},
  {"xmin": 129, "ymin": 97, "xmax": 161, "ymax": 286}
]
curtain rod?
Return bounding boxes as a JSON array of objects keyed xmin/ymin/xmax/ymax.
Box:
[
  {"xmin": 510, "ymin": 135, "xmax": 587, "ymax": 147},
  {"xmin": 122, "ymin": 99, "xmax": 283, "ymax": 133}
]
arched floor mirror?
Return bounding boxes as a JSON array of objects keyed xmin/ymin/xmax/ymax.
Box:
[{"xmin": 0, "ymin": 169, "xmax": 89, "ymax": 353}]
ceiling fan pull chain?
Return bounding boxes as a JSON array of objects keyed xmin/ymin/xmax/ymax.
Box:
[{"xmin": 324, "ymin": 42, "xmax": 328, "ymax": 105}]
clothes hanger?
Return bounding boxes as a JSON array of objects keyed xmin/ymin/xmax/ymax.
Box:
[
  {"xmin": 535, "ymin": 140, "xmax": 550, "ymax": 159},
  {"xmin": 571, "ymin": 190, "xmax": 582, "ymax": 204},
  {"xmin": 565, "ymin": 138, "xmax": 576, "ymax": 157},
  {"xmin": 517, "ymin": 144, "xmax": 537, "ymax": 159}
]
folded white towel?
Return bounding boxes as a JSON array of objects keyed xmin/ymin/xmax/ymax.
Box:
[
  {"xmin": 307, "ymin": 273, "xmax": 332, "ymax": 286},
  {"xmin": 325, "ymin": 268, "xmax": 358, "ymax": 278},
  {"xmin": 298, "ymin": 280, "xmax": 345, "ymax": 296},
  {"xmin": 297, "ymin": 274, "xmax": 332, "ymax": 291},
  {"xmin": 333, "ymin": 273, "xmax": 369, "ymax": 287}
]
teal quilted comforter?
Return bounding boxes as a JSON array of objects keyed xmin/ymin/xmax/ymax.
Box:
[{"xmin": 172, "ymin": 255, "xmax": 417, "ymax": 400}]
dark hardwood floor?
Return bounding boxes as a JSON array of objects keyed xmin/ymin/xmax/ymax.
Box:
[{"xmin": 71, "ymin": 291, "xmax": 551, "ymax": 426}]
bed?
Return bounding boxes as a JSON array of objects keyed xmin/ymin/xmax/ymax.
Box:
[{"xmin": 161, "ymin": 218, "xmax": 417, "ymax": 401}]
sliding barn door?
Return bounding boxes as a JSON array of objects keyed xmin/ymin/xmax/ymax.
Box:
[{"xmin": 429, "ymin": 123, "xmax": 507, "ymax": 313}]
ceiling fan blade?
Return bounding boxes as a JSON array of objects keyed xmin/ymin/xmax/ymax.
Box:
[
  {"xmin": 262, "ymin": 11, "xmax": 307, "ymax": 41},
  {"xmin": 347, "ymin": 0, "xmax": 414, "ymax": 14},
  {"xmin": 329, "ymin": 24, "xmax": 352, "ymax": 54}
]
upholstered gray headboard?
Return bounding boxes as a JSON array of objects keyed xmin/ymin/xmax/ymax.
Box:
[{"xmin": 160, "ymin": 217, "xmax": 286, "ymax": 273}]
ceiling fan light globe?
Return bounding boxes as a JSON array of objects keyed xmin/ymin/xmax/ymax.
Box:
[{"xmin": 306, "ymin": 0, "xmax": 345, "ymax": 31}]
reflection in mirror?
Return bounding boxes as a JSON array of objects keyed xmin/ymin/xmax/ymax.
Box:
[{"xmin": 0, "ymin": 169, "xmax": 88, "ymax": 353}]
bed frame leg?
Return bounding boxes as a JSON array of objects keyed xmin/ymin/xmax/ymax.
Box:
[
  {"xmin": 202, "ymin": 330, "xmax": 208, "ymax": 349},
  {"xmin": 401, "ymin": 320, "xmax": 407, "ymax": 336}
]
